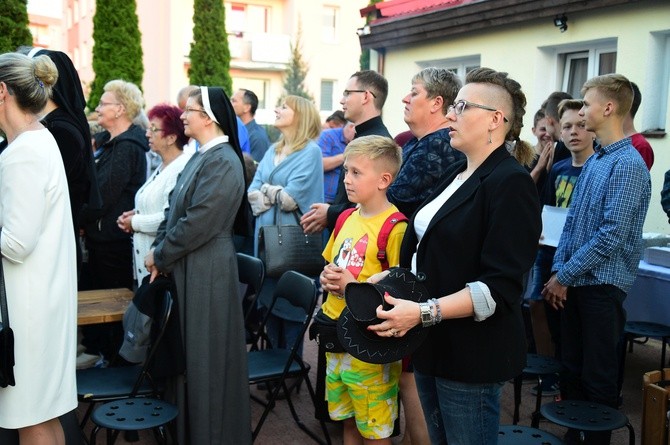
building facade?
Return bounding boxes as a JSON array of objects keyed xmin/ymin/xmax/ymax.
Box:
[
  {"xmin": 32, "ymin": 0, "xmax": 367, "ymax": 124},
  {"xmin": 359, "ymin": 0, "xmax": 670, "ymax": 233}
]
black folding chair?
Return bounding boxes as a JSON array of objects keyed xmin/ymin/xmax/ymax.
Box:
[
  {"xmin": 76, "ymin": 284, "xmax": 175, "ymax": 431},
  {"xmin": 237, "ymin": 252, "xmax": 266, "ymax": 346},
  {"xmin": 248, "ymin": 271, "xmax": 331, "ymax": 444}
]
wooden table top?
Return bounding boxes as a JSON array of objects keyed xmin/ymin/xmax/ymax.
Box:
[{"xmin": 77, "ymin": 288, "xmax": 134, "ymax": 326}]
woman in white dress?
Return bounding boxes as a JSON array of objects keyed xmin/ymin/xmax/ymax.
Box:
[
  {"xmin": 0, "ymin": 53, "xmax": 77, "ymax": 444},
  {"xmin": 117, "ymin": 104, "xmax": 190, "ymax": 284}
]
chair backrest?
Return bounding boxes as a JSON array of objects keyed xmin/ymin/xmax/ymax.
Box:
[
  {"xmin": 237, "ymin": 252, "xmax": 265, "ymax": 321},
  {"xmin": 271, "ymin": 270, "xmax": 317, "ymax": 323},
  {"xmin": 131, "ymin": 288, "xmax": 174, "ymax": 396},
  {"xmin": 251, "ymin": 271, "xmax": 317, "ymax": 352}
]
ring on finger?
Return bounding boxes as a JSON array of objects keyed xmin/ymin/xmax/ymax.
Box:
[{"xmin": 389, "ymin": 329, "xmax": 396, "ymax": 337}]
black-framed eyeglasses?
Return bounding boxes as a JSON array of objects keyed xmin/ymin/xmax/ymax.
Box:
[
  {"xmin": 448, "ymin": 99, "xmax": 509, "ymax": 123},
  {"xmin": 184, "ymin": 107, "xmax": 207, "ymax": 115},
  {"xmin": 97, "ymin": 101, "xmax": 120, "ymax": 108},
  {"xmin": 343, "ymin": 89, "xmax": 377, "ymax": 98},
  {"xmin": 148, "ymin": 125, "xmax": 163, "ymax": 134}
]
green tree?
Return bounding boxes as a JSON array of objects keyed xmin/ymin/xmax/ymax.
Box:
[
  {"xmin": 87, "ymin": 0, "xmax": 144, "ymax": 110},
  {"xmin": 189, "ymin": 0, "xmax": 232, "ymax": 95},
  {"xmin": 359, "ymin": 0, "xmax": 383, "ymax": 70},
  {"xmin": 0, "ymin": 0, "xmax": 33, "ymax": 54},
  {"xmin": 279, "ymin": 21, "xmax": 312, "ymax": 103}
]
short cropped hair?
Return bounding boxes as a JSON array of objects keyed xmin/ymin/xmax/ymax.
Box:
[
  {"xmin": 351, "ymin": 70, "xmax": 388, "ymax": 110},
  {"xmin": 344, "ymin": 135, "xmax": 402, "ymax": 178},
  {"xmin": 412, "ymin": 67, "xmax": 461, "ymax": 114},
  {"xmin": 542, "ymin": 91, "xmax": 573, "ymax": 121},
  {"xmin": 241, "ymin": 89, "xmax": 260, "ymax": 115},
  {"xmin": 104, "ymin": 79, "xmax": 145, "ymax": 120},
  {"xmin": 533, "ymin": 109, "xmax": 546, "ymax": 127},
  {"xmin": 148, "ymin": 103, "xmax": 189, "ymax": 148},
  {"xmin": 557, "ymin": 99, "xmax": 584, "ymax": 120},
  {"xmin": 326, "ymin": 110, "xmax": 346, "ymax": 126},
  {"xmin": 581, "ymin": 73, "xmax": 633, "ymax": 118},
  {"xmin": 629, "ymin": 81, "xmax": 642, "ymax": 118}
]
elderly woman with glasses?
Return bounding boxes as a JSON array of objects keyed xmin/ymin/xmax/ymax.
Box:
[
  {"xmin": 78, "ymin": 80, "xmax": 148, "ymax": 362},
  {"xmin": 368, "ymin": 68, "xmax": 541, "ymax": 445},
  {"xmin": 116, "ymin": 104, "xmax": 190, "ymax": 284},
  {"xmin": 145, "ymin": 87, "xmax": 251, "ymax": 445}
]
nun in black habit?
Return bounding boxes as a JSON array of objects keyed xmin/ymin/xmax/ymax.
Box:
[
  {"xmin": 146, "ymin": 86, "xmax": 252, "ymax": 444},
  {"xmin": 24, "ymin": 47, "xmax": 102, "ymax": 276}
]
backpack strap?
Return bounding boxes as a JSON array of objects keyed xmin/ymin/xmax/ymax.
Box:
[
  {"xmin": 377, "ymin": 212, "xmax": 408, "ymax": 271},
  {"xmin": 333, "ymin": 207, "xmax": 357, "ymax": 240}
]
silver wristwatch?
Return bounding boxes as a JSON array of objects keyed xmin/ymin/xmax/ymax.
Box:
[{"xmin": 419, "ymin": 302, "xmax": 433, "ymax": 327}]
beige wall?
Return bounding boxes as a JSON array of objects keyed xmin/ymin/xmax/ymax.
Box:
[{"xmin": 379, "ymin": 3, "xmax": 670, "ymax": 233}]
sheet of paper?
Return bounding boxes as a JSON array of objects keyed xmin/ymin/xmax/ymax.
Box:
[{"xmin": 541, "ymin": 205, "xmax": 569, "ymax": 247}]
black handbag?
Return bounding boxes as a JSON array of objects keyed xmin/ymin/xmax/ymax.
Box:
[
  {"xmin": 0, "ymin": 258, "xmax": 15, "ymax": 388},
  {"xmin": 258, "ymin": 201, "xmax": 324, "ymax": 279}
]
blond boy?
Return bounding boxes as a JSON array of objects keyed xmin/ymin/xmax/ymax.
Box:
[{"xmin": 319, "ymin": 135, "xmax": 406, "ymax": 444}]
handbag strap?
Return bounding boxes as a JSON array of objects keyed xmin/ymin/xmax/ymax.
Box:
[
  {"xmin": 0, "ymin": 257, "xmax": 8, "ymax": 328},
  {"xmin": 274, "ymin": 192, "xmax": 303, "ymax": 226}
]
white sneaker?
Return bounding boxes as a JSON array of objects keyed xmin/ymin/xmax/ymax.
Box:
[{"xmin": 76, "ymin": 353, "xmax": 101, "ymax": 370}]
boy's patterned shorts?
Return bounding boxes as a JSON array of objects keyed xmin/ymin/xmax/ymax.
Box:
[{"xmin": 325, "ymin": 351, "xmax": 401, "ymax": 439}]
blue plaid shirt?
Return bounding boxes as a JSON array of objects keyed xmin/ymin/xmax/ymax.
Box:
[{"xmin": 553, "ymin": 138, "xmax": 651, "ymax": 293}]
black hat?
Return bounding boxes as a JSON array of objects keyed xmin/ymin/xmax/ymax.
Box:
[{"xmin": 337, "ymin": 268, "xmax": 430, "ymax": 364}]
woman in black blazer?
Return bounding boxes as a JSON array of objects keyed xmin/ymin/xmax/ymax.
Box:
[{"xmin": 369, "ymin": 68, "xmax": 541, "ymax": 445}]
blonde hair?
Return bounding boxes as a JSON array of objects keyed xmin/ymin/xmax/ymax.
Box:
[
  {"xmin": 0, "ymin": 53, "xmax": 58, "ymax": 114},
  {"xmin": 344, "ymin": 135, "xmax": 402, "ymax": 178},
  {"xmin": 103, "ymin": 79, "xmax": 145, "ymax": 120},
  {"xmin": 581, "ymin": 74, "xmax": 633, "ymax": 118},
  {"xmin": 274, "ymin": 95, "xmax": 321, "ymax": 155}
]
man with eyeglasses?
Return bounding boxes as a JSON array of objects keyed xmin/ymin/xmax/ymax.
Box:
[{"xmin": 301, "ymin": 70, "xmax": 392, "ymax": 234}]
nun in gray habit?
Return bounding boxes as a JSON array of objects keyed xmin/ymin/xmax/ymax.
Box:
[{"xmin": 147, "ymin": 86, "xmax": 252, "ymax": 444}]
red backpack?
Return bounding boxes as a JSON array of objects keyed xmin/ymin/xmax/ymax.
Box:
[{"xmin": 332, "ymin": 207, "xmax": 408, "ymax": 271}]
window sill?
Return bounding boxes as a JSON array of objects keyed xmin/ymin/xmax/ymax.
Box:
[{"xmin": 641, "ymin": 130, "xmax": 666, "ymax": 139}]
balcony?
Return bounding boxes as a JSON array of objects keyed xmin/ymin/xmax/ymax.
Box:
[{"xmin": 229, "ymin": 32, "xmax": 291, "ymax": 72}]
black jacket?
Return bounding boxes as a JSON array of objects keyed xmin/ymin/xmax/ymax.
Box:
[
  {"xmin": 401, "ymin": 146, "xmax": 541, "ymax": 383},
  {"xmin": 81, "ymin": 124, "xmax": 148, "ymax": 243}
]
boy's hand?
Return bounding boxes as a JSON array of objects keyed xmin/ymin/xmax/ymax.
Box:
[{"xmin": 320, "ymin": 263, "xmax": 355, "ymax": 296}]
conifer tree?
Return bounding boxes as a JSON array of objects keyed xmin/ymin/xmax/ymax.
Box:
[
  {"xmin": 87, "ymin": 0, "xmax": 144, "ymax": 110},
  {"xmin": 279, "ymin": 21, "xmax": 312, "ymax": 103},
  {"xmin": 189, "ymin": 0, "xmax": 232, "ymax": 95},
  {"xmin": 0, "ymin": 0, "xmax": 33, "ymax": 54}
]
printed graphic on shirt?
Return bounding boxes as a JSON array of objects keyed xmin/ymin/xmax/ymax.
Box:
[
  {"xmin": 554, "ymin": 174, "xmax": 579, "ymax": 208},
  {"xmin": 334, "ymin": 235, "xmax": 368, "ymax": 280}
]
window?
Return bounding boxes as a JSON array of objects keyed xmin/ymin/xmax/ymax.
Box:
[
  {"xmin": 416, "ymin": 56, "xmax": 480, "ymax": 84},
  {"xmin": 226, "ymin": 3, "xmax": 271, "ymax": 35},
  {"xmin": 642, "ymin": 31, "xmax": 670, "ymax": 132},
  {"xmin": 232, "ymin": 78, "xmax": 269, "ymax": 110},
  {"xmin": 320, "ymin": 80, "xmax": 335, "ymax": 111},
  {"xmin": 322, "ymin": 6, "xmax": 338, "ymax": 43},
  {"xmin": 561, "ymin": 46, "xmax": 617, "ymax": 98}
]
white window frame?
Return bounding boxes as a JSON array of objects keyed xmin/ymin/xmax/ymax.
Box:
[
  {"xmin": 560, "ymin": 43, "xmax": 617, "ymax": 98},
  {"xmin": 642, "ymin": 32, "xmax": 670, "ymax": 132},
  {"xmin": 322, "ymin": 6, "xmax": 338, "ymax": 44},
  {"xmin": 416, "ymin": 56, "xmax": 480, "ymax": 85},
  {"xmin": 320, "ymin": 80, "xmax": 336, "ymax": 111}
]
